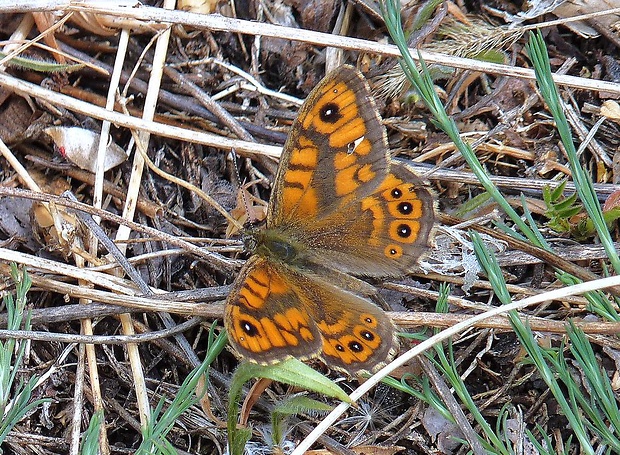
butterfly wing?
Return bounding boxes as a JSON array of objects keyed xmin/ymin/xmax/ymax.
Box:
[
  {"xmin": 268, "ymin": 65, "xmax": 434, "ymax": 276},
  {"xmin": 225, "ymin": 255, "xmax": 398, "ymax": 374},
  {"xmin": 302, "ymin": 273, "xmax": 399, "ymax": 375},
  {"xmin": 268, "ymin": 65, "xmax": 390, "ymax": 226},
  {"xmin": 305, "ymin": 162, "xmax": 435, "ymax": 276},
  {"xmin": 224, "ymin": 256, "xmax": 323, "ymax": 364}
]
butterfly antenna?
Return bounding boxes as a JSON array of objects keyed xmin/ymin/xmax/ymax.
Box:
[{"xmin": 230, "ymin": 149, "xmax": 258, "ymax": 225}]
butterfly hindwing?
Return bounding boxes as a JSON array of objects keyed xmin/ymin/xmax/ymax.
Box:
[
  {"xmin": 225, "ymin": 256, "xmax": 323, "ymax": 364},
  {"xmin": 303, "ymin": 274, "xmax": 399, "ymax": 374},
  {"xmin": 302, "ymin": 162, "xmax": 435, "ymax": 276}
]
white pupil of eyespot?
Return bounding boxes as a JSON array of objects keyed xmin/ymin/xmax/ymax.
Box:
[{"xmin": 348, "ymin": 136, "xmax": 365, "ymax": 154}]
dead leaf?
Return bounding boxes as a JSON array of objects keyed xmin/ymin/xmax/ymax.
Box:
[
  {"xmin": 601, "ymin": 100, "xmax": 620, "ymax": 121},
  {"xmin": 44, "ymin": 126, "xmax": 128, "ymax": 173},
  {"xmin": 552, "ymin": 0, "xmax": 620, "ymax": 38},
  {"xmin": 422, "ymin": 407, "xmax": 464, "ymax": 454},
  {"xmin": 179, "ymin": 0, "xmax": 219, "ymax": 14}
]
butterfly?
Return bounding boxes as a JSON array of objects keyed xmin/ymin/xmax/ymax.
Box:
[{"xmin": 224, "ymin": 65, "xmax": 435, "ymax": 375}]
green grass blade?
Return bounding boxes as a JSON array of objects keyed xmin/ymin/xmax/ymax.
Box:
[
  {"xmin": 0, "ymin": 265, "xmax": 48, "ymax": 446},
  {"xmin": 80, "ymin": 410, "xmax": 104, "ymax": 455},
  {"xmin": 526, "ymin": 31, "xmax": 620, "ymax": 274},
  {"xmin": 136, "ymin": 325, "xmax": 226, "ymax": 454}
]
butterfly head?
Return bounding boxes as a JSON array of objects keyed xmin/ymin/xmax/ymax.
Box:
[
  {"xmin": 241, "ymin": 230, "xmax": 259, "ymax": 254},
  {"xmin": 246, "ymin": 229, "xmax": 304, "ymax": 265}
]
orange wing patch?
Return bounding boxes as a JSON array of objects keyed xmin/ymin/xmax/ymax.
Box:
[
  {"xmin": 360, "ymin": 172, "xmax": 428, "ymax": 257},
  {"xmin": 332, "ymin": 138, "xmax": 376, "ymax": 197},
  {"xmin": 320, "ymin": 315, "xmax": 385, "ymax": 366},
  {"xmin": 281, "ymin": 136, "xmax": 320, "ymax": 217},
  {"xmin": 304, "ymin": 79, "xmax": 367, "ymax": 148},
  {"xmin": 228, "ymin": 261, "xmax": 319, "ymax": 360},
  {"xmin": 237, "ymin": 264, "xmax": 286, "ymax": 310}
]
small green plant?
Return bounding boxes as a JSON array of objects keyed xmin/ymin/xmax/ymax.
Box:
[
  {"xmin": 543, "ymin": 180, "xmax": 583, "ymax": 233},
  {"xmin": 0, "ymin": 265, "xmax": 47, "ymax": 447},
  {"xmin": 543, "ymin": 180, "xmax": 620, "ymax": 239},
  {"xmin": 227, "ymin": 358, "xmax": 350, "ymax": 455}
]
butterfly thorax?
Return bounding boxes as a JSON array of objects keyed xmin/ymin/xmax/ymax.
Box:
[{"xmin": 245, "ymin": 229, "xmax": 304, "ymax": 265}]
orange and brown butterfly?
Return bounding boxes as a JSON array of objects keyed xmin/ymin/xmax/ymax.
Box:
[{"xmin": 224, "ymin": 65, "xmax": 435, "ymax": 376}]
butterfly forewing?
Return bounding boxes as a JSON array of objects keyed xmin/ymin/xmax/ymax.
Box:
[
  {"xmin": 267, "ymin": 66, "xmax": 434, "ymax": 276},
  {"xmin": 268, "ymin": 66, "xmax": 390, "ymax": 228}
]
